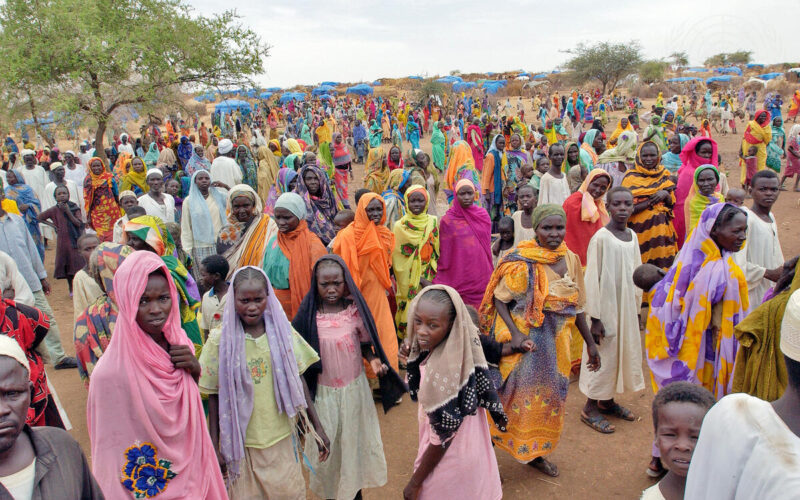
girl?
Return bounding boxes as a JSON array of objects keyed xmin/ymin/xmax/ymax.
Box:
[
  {"xmin": 562, "ymin": 169, "xmax": 613, "ymax": 266},
  {"xmin": 404, "ymin": 285, "xmax": 506, "ymax": 500},
  {"xmin": 537, "ymin": 143, "xmax": 570, "ymax": 206},
  {"xmin": 296, "ymin": 165, "xmax": 339, "ymax": 246},
  {"xmin": 392, "ymin": 185, "xmax": 440, "ymax": 337},
  {"xmin": 37, "ymin": 185, "xmax": 85, "ymax": 294},
  {"xmin": 676, "ymin": 137, "xmax": 718, "ymax": 244},
  {"xmin": 293, "ymin": 255, "xmax": 406, "ymax": 500},
  {"xmin": 119, "ymin": 156, "xmax": 149, "ymax": 195},
  {"xmin": 199, "ymin": 266, "xmax": 329, "ymax": 499}
]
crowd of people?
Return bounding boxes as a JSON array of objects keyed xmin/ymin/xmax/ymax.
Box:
[{"xmin": 0, "ymin": 82, "xmax": 797, "ymax": 499}]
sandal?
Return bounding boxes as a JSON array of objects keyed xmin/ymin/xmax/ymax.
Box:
[
  {"xmin": 580, "ymin": 412, "xmax": 615, "ymax": 434},
  {"xmin": 528, "ymin": 457, "xmax": 559, "ymax": 477},
  {"xmin": 646, "ymin": 456, "xmax": 665, "ymax": 478},
  {"xmin": 598, "ymin": 401, "xmax": 636, "ymax": 421}
]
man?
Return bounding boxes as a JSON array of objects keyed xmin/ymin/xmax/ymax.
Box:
[
  {"xmin": 43, "ymin": 162, "xmax": 84, "ymax": 221},
  {"xmin": 685, "ymin": 289, "xmax": 800, "ymax": 496},
  {"xmin": 0, "ymin": 335, "xmax": 103, "ymax": 498},
  {"xmin": 76, "ymin": 141, "xmax": 92, "ymax": 169},
  {"xmin": 209, "ymin": 138, "xmax": 241, "ymax": 190},
  {"xmin": 62, "ymin": 151, "xmax": 85, "ymax": 187},
  {"xmin": 117, "ymin": 133, "xmax": 134, "ymax": 156},
  {"xmin": 0, "ymin": 193, "xmax": 76, "ymax": 370},
  {"xmin": 16, "ymin": 151, "xmax": 51, "ymax": 244}
]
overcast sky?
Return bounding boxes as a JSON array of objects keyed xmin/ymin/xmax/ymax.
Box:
[{"xmin": 188, "ymin": 0, "xmax": 798, "ymax": 89}]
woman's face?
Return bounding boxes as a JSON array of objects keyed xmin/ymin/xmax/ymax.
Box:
[
  {"xmin": 194, "ymin": 146, "xmax": 205, "ymax": 158},
  {"xmin": 390, "ymin": 147, "xmax": 400, "ymax": 163},
  {"xmin": 567, "ymin": 144, "xmax": 579, "ymax": 164},
  {"xmin": 147, "ymin": 175, "xmax": 163, "ymax": 193},
  {"xmin": 302, "ymin": 169, "xmax": 320, "ymax": 196},
  {"xmin": 774, "ymin": 117, "xmax": 783, "ymax": 128},
  {"xmin": 496, "ymin": 136, "xmax": 506, "ymax": 150},
  {"xmin": 136, "ymin": 272, "xmax": 172, "ymax": 336},
  {"xmin": 5, "ymin": 170, "xmax": 17, "ymax": 186},
  {"xmin": 587, "ymin": 175, "xmax": 611, "ymax": 199},
  {"xmin": 510, "ymin": 134, "xmax": 521, "ymax": 149},
  {"xmin": 535, "ymin": 215, "xmax": 566, "ymax": 250},
  {"xmin": 621, "ymin": 118, "xmax": 629, "ymax": 128},
  {"xmin": 231, "ymin": 195, "xmax": 255, "ymax": 223},
  {"xmin": 696, "ymin": 141, "xmax": 713, "ymax": 160},
  {"xmin": 131, "ymin": 158, "xmax": 145, "ymax": 173},
  {"xmin": 696, "ymin": 169, "xmax": 718, "ymax": 196},
  {"xmin": 640, "ymin": 143, "xmax": 660, "ymax": 169},
  {"xmin": 711, "ymin": 211, "xmax": 747, "ymax": 252},
  {"xmin": 407, "ymin": 191, "xmax": 427, "ymax": 215},
  {"xmin": 365, "ymin": 198, "xmax": 384, "ymax": 224},
  {"xmin": 90, "ymin": 160, "xmax": 104, "ymax": 175},
  {"xmin": 195, "ymin": 172, "xmax": 210, "ymax": 192},
  {"xmin": 273, "ymin": 207, "xmax": 300, "ymax": 233},
  {"xmin": 287, "ymin": 177, "xmax": 298, "ymax": 191},
  {"xmin": 756, "ymin": 113, "xmax": 769, "ymax": 126},
  {"xmin": 549, "ymin": 146, "xmax": 564, "ymax": 167},
  {"xmin": 126, "ymin": 233, "xmax": 155, "ymax": 253},
  {"xmin": 668, "ymin": 135, "xmax": 681, "ymax": 154},
  {"xmin": 456, "ymin": 185, "xmax": 475, "ymax": 209},
  {"xmin": 592, "ymin": 134, "xmax": 606, "ymax": 153}
]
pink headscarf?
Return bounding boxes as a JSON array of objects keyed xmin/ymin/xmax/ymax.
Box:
[
  {"xmin": 87, "ymin": 251, "xmax": 227, "ymax": 499},
  {"xmin": 675, "ymin": 136, "xmax": 718, "ymax": 245}
]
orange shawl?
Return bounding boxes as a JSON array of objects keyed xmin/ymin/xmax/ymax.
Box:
[
  {"xmin": 332, "ymin": 193, "xmax": 394, "ymax": 289},
  {"xmin": 277, "ymin": 220, "xmax": 327, "ymax": 318}
]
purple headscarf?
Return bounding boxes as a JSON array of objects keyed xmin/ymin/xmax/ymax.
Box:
[{"xmin": 218, "ymin": 266, "xmax": 307, "ymax": 482}]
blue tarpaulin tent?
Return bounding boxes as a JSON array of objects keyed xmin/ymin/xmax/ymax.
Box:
[
  {"xmin": 215, "ymin": 99, "xmax": 252, "ymax": 113},
  {"xmin": 746, "ymin": 63, "xmax": 765, "ymax": 69},
  {"xmin": 453, "ymin": 81, "xmax": 477, "ymax": 92},
  {"xmin": 265, "ymin": 87, "xmax": 281, "ymax": 92},
  {"xmin": 715, "ymin": 67, "xmax": 742, "ymax": 76},
  {"xmin": 687, "ymin": 68, "xmax": 710, "ymax": 73},
  {"xmin": 756, "ymin": 72, "xmax": 782, "ymax": 81},
  {"xmin": 436, "ymin": 76, "xmax": 463, "ymax": 84},
  {"xmin": 533, "ymin": 74, "xmax": 547, "ymax": 80},
  {"xmin": 320, "ymin": 81, "xmax": 339, "ymax": 87},
  {"xmin": 312, "ymin": 85, "xmax": 336, "ymax": 96},
  {"xmin": 706, "ymin": 76, "xmax": 732, "ymax": 84},
  {"xmin": 372, "ymin": 80, "xmax": 382, "ymax": 86},
  {"xmin": 259, "ymin": 91, "xmax": 273, "ymax": 99},
  {"xmin": 346, "ymin": 84, "xmax": 374, "ymax": 96},
  {"xmin": 279, "ymin": 92, "xmax": 306, "ymax": 104}
]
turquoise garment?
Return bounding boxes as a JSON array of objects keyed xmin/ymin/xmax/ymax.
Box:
[
  {"xmin": 262, "ymin": 235, "xmax": 290, "ymax": 289},
  {"xmin": 579, "ymin": 129, "xmax": 600, "ymax": 170},
  {"xmin": 662, "ymin": 152, "xmax": 682, "ymax": 173}
]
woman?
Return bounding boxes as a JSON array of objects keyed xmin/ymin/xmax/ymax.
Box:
[
  {"xmin": 740, "ymin": 109, "xmax": 772, "ymax": 183},
  {"xmin": 263, "ymin": 192, "xmax": 327, "ymax": 319},
  {"xmin": 444, "ymin": 141, "xmax": 480, "ymax": 204},
  {"xmin": 563, "ymin": 141, "xmax": 585, "ymax": 192},
  {"xmin": 332, "ymin": 193, "xmax": 398, "ymax": 372},
  {"xmin": 767, "ymin": 116, "xmax": 786, "ymax": 173},
  {"xmin": 143, "ymin": 142, "xmax": 160, "ymax": 169},
  {"xmin": 684, "ymin": 164, "xmax": 721, "ymax": 234},
  {"xmin": 482, "ymin": 135, "xmax": 514, "ymax": 224},
  {"xmin": 177, "ymin": 136, "xmax": 192, "ymax": 168},
  {"xmin": 185, "ymin": 144, "xmax": 211, "ymax": 177},
  {"xmin": 607, "ymin": 117, "xmax": 634, "ymax": 146},
  {"xmin": 622, "ymin": 141, "xmax": 679, "ymax": 269},
  {"xmin": 73, "ymin": 242, "xmax": 133, "ymax": 387},
  {"xmin": 123, "ymin": 215, "xmax": 203, "ymax": 350},
  {"xmin": 156, "ymin": 145, "xmax": 178, "ymax": 169},
  {"xmin": 235, "ymin": 144, "xmax": 258, "ymax": 190},
  {"xmin": 87, "ymin": 251, "xmax": 227, "ymax": 499},
  {"xmin": 392, "ymin": 185, "xmax": 439, "ymax": 337},
  {"xmin": 138, "ymin": 169, "xmax": 175, "ymax": 223},
  {"xmin": 431, "ymin": 121, "xmax": 447, "ymax": 172},
  {"xmin": 676, "ymin": 136, "xmax": 718, "ymax": 244},
  {"xmin": 84, "ymin": 157, "xmax": 122, "ymax": 242},
  {"xmin": 264, "ymin": 168, "xmax": 299, "ymax": 215},
  {"xmin": 119, "ymin": 156, "xmax": 149, "ymax": 195},
  {"xmin": 466, "ymin": 118, "xmax": 485, "ymax": 172},
  {"xmin": 646, "ymin": 203, "xmax": 749, "ymax": 399},
  {"xmin": 661, "ymin": 133, "xmax": 689, "ymax": 174},
  {"xmin": 360, "ymin": 149, "xmax": 386, "ymax": 196},
  {"xmin": 369, "ymin": 120, "xmax": 382, "ymax": 148},
  {"xmin": 296, "ymin": 164, "xmax": 339, "ymax": 246},
  {"xmin": 579, "ymin": 128, "xmax": 605, "ymax": 170},
  {"xmin": 382, "ymin": 168, "xmax": 413, "ymax": 229},
  {"xmin": 595, "ymin": 130, "xmax": 637, "ymax": 188},
  {"xmin": 644, "ymin": 116, "xmax": 667, "ymax": 152},
  {"xmin": 254, "ymin": 144, "xmax": 278, "ymax": 203},
  {"xmin": 217, "ymin": 184, "xmax": 277, "ymax": 273},
  {"xmin": 433, "ymin": 179, "xmax": 492, "ymax": 308},
  {"xmin": 406, "ymin": 117, "xmax": 421, "ymax": 150},
  {"xmin": 331, "ymin": 132, "xmax": 352, "ymax": 200},
  {"xmin": 479, "ymin": 204, "xmax": 600, "ymax": 477},
  {"xmin": 387, "ymin": 145, "xmax": 404, "ymax": 171},
  {"xmin": 181, "ymin": 170, "xmax": 227, "ymax": 276},
  {"xmin": 5, "ymin": 170, "xmax": 44, "ymax": 260},
  {"xmin": 562, "ymin": 169, "xmax": 612, "ymax": 266}
]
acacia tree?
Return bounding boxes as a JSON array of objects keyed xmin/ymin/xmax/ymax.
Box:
[
  {"xmin": 0, "ymin": 0, "xmax": 268, "ymax": 162},
  {"xmin": 639, "ymin": 60, "xmax": 668, "ymax": 84},
  {"xmin": 564, "ymin": 41, "xmax": 643, "ymax": 94}
]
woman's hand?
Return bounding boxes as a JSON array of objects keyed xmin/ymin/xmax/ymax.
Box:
[
  {"xmin": 369, "ymin": 358, "xmax": 388, "ymax": 376},
  {"xmin": 585, "ymin": 343, "xmax": 601, "ymax": 372},
  {"xmin": 169, "ymin": 345, "xmax": 201, "ymax": 379}
]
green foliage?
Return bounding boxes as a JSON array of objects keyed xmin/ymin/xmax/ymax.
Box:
[
  {"xmin": 639, "ymin": 60, "xmax": 668, "ymax": 84},
  {"xmin": 704, "ymin": 51, "xmax": 752, "ymax": 66},
  {"xmin": 417, "ymin": 81, "xmax": 445, "ymax": 103},
  {"xmin": 0, "ymin": 0, "xmax": 268, "ymax": 158},
  {"xmin": 564, "ymin": 41, "xmax": 643, "ymax": 93},
  {"xmin": 670, "ymin": 52, "xmax": 689, "ymax": 67}
]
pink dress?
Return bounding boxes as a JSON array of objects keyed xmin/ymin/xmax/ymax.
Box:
[
  {"xmin": 414, "ymin": 365, "xmax": 502, "ymax": 500},
  {"xmin": 317, "ymin": 304, "xmax": 368, "ymax": 387}
]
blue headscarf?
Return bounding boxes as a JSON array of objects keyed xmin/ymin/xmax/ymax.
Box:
[
  {"xmin": 177, "ymin": 136, "xmax": 192, "ymax": 167},
  {"xmin": 185, "ymin": 170, "xmax": 227, "ymax": 247},
  {"xmin": 487, "ymin": 134, "xmax": 506, "ymax": 205}
]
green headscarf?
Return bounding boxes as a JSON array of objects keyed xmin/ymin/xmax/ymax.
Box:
[{"xmin": 531, "ymin": 204, "xmax": 566, "ymax": 230}]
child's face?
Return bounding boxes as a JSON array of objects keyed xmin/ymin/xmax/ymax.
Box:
[
  {"xmin": 54, "ymin": 187, "xmax": 70, "ymax": 203},
  {"xmin": 655, "ymin": 402, "xmax": 706, "ymax": 477},
  {"xmin": 316, "ymin": 264, "xmax": 346, "ymax": 306},
  {"xmin": 748, "ymin": 146, "xmax": 758, "ymax": 157},
  {"xmin": 166, "ymin": 180, "xmax": 180, "ymax": 197},
  {"xmin": 537, "ymin": 158, "xmax": 551, "ymax": 174},
  {"xmin": 751, "ymin": 176, "xmax": 779, "ymax": 210},
  {"xmin": 520, "ymin": 165, "xmax": 533, "ymax": 181},
  {"xmin": 78, "ymin": 237, "xmax": 100, "ymax": 263},
  {"xmin": 607, "ymin": 191, "xmax": 634, "ymax": 224},
  {"xmin": 234, "ymin": 279, "xmax": 268, "ymax": 327},
  {"xmin": 498, "ymin": 224, "xmax": 514, "ymax": 243},
  {"xmin": 412, "ymin": 297, "xmax": 452, "ymax": 351},
  {"xmin": 407, "ymin": 191, "xmax": 427, "ymax": 216},
  {"xmin": 725, "ymin": 190, "xmax": 746, "ymax": 207},
  {"xmin": 198, "ymin": 265, "xmax": 218, "ymax": 290},
  {"xmin": 517, "ymin": 188, "xmax": 535, "ymax": 211}
]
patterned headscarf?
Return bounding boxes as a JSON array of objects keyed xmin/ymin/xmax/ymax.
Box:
[{"xmin": 123, "ymin": 215, "xmax": 175, "ymax": 256}]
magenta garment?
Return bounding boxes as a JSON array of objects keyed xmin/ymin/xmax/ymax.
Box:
[
  {"xmin": 674, "ymin": 137, "xmax": 718, "ymax": 245},
  {"xmin": 466, "ymin": 125, "xmax": 484, "ymax": 172},
  {"xmin": 414, "ymin": 366, "xmax": 502, "ymax": 500},
  {"xmin": 316, "ymin": 304, "xmax": 369, "ymax": 388},
  {"xmin": 432, "ymin": 201, "xmax": 493, "ymax": 308}
]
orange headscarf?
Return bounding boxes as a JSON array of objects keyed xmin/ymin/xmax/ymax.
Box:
[
  {"xmin": 85, "ymin": 157, "xmax": 115, "ymax": 212},
  {"xmin": 332, "ymin": 193, "xmax": 394, "ymax": 289},
  {"xmin": 445, "ymin": 141, "xmax": 475, "ymax": 191},
  {"xmin": 276, "ymin": 219, "xmax": 327, "ymax": 318}
]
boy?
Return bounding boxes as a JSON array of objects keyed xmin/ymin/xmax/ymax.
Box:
[
  {"xmin": 725, "ymin": 188, "xmax": 746, "ymax": 207},
  {"xmin": 166, "ymin": 179, "xmax": 183, "ymax": 222},
  {"xmin": 491, "ymin": 216, "xmax": 514, "ymax": 267},
  {"xmin": 112, "ymin": 192, "xmax": 142, "ymax": 243},
  {"xmin": 198, "ymin": 254, "xmax": 229, "ymax": 339},
  {"xmin": 580, "ymin": 187, "xmax": 644, "ymax": 434},
  {"xmin": 641, "ymin": 382, "xmax": 715, "ymax": 499},
  {"xmin": 72, "ymin": 234, "xmax": 101, "ymax": 322},
  {"xmin": 529, "ymin": 156, "xmax": 550, "ymax": 193}
]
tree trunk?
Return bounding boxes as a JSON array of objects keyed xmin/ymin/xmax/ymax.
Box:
[
  {"xmin": 94, "ymin": 117, "xmax": 108, "ymax": 165},
  {"xmin": 24, "ymin": 88, "xmax": 53, "ymax": 149}
]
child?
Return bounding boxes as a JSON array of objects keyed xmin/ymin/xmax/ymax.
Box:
[
  {"xmin": 579, "ymin": 187, "xmax": 644, "ymax": 434},
  {"xmin": 716, "ymin": 153, "xmax": 730, "ymax": 196},
  {"xmin": 519, "ymin": 163, "xmax": 534, "ymax": 185},
  {"xmin": 512, "ymin": 184, "xmax": 537, "ymax": 246},
  {"xmin": 327, "ymin": 209, "xmax": 355, "ymax": 251},
  {"xmin": 404, "ymin": 286, "xmax": 506, "ymax": 500},
  {"xmin": 292, "ymin": 255, "xmax": 406, "ymax": 500},
  {"xmin": 641, "ymin": 382, "xmax": 715, "ymax": 499},
  {"xmin": 529, "ymin": 155, "xmax": 550, "ymax": 194},
  {"xmin": 37, "ymin": 185, "xmax": 85, "ymax": 294},
  {"xmin": 780, "ymin": 124, "xmax": 800, "ymax": 191},
  {"xmin": 165, "ymin": 221, "xmax": 192, "ymax": 273},
  {"xmin": 491, "ymin": 215, "xmax": 514, "ymax": 267},
  {"xmin": 72, "ymin": 234, "xmax": 101, "ymax": 320},
  {"xmin": 744, "ymin": 145, "xmax": 758, "ymax": 187},
  {"xmin": 199, "ymin": 266, "xmax": 330, "ymax": 499},
  {"xmin": 112, "ymin": 191, "xmax": 142, "ymax": 243},
  {"xmin": 537, "ymin": 143, "xmax": 570, "ymax": 206},
  {"xmin": 198, "ymin": 255, "xmax": 229, "ymax": 339},
  {"xmin": 166, "ymin": 179, "xmax": 182, "ymax": 222},
  {"xmin": 725, "ymin": 188, "xmax": 746, "ymax": 207}
]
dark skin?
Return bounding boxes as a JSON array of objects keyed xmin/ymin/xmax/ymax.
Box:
[
  {"xmin": 303, "ymin": 170, "xmax": 321, "ymax": 196},
  {"xmin": 592, "ymin": 133, "xmax": 606, "ymax": 154},
  {"xmin": 583, "ymin": 190, "xmax": 635, "ymax": 428},
  {"xmin": 136, "ymin": 273, "xmax": 201, "ymax": 381},
  {"xmin": 4, "ymin": 172, "xmax": 29, "ymax": 214},
  {"xmin": 771, "ymin": 355, "xmax": 800, "ymax": 441},
  {"xmin": 710, "ymin": 212, "xmax": 747, "ymax": 253},
  {"xmin": 119, "ymin": 195, "xmax": 138, "ymax": 213},
  {"xmin": 194, "ymin": 172, "xmax": 211, "ymax": 197},
  {"xmin": 208, "ymin": 279, "xmax": 330, "ymax": 473},
  {"xmin": 695, "ymin": 141, "xmax": 713, "ymax": 160},
  {"xmin": 231, "ymin": 196, "xmax": 255, "ymax": 224},
  {"xmin": 547, "ymin": 145, "xmax": 565, "ymax": 178},
  {"xmin": 750, "ymin": 176, "xmax": 797, "ymax": 281},
  {"xmin": 365, "ymin": 198, "xmax": 384, "ymax": 224},
  {"xmin": 38, "ymin": 186, "xmax": 82, "ymax": 230},
  {"xmin": 566, "ymin": 144, "xmax": 580, "ymax": 167},
  {"xmin": 492, "ymin": 221, "xmax": 515, "ymax": 256},
  {"xmin": 273, "ymin": 207, "xmax": 300, "ymax": 233},
  {"xmin": 78, "ymin": 236, "xmax": 100, "ymax": 269},
  {"xmin": 406, "ymin": 191, "xmax": 427, "ymax": 216},
  {"xmin": 653, "ymin": 402, "xmax": 707, "ymax": 500},
  {"xmin": 668, "ymin": 135, "xmax": 682, "ymax": 154},
  {"xmin": 147, "ymin": 174, "xmax": 165, "ymax": 202},
  {"xmin": 695, "ymin": 169, "xmax": 719, "ymax": 197},
  {"xmin": 517, "ymin": 186, "xmax": 536, "ymax": 228},
  {"xmin": 456, "ymin": 184, "xmax": 475, "ymax": 209},
  {"xmin": 586, "ymin": 175, "xmax": 610, "ymax": 200},
  {"xmin": 0, "ymin": 190, "xmax": 49, "ymax": 294},
  {"xmin": 632, "ymin": 143, "xmax": 673, "ymax": 215},
  {"xmin": 0, "ymin": 358, "xmax": 35, "ymax": 478}
]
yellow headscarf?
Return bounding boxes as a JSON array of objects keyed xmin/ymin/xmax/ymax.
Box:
[
  {"xmin": 119, "ymin": 156, "xmax": 149, "ymax": 194},
  {"xmin": 256, "ymin": 145, "xmax": 279, "ymax": 202}
]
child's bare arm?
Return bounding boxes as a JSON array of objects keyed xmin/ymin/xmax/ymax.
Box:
[
  {"xmin": 302, "ymin": 378, "xmax": 330, "ymax": 462},
  {"xmin": 404, "ymin": 442, "xmax": 450, "ymax": 500},
  {"xmin": 207, "ymin": 394, "xmax": 225, "ymax": 473}
]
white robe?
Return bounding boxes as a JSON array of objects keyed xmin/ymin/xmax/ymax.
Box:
[
  {"xmin": 210, "ymin": 156, "xmax": 242, "ymax": 188},
  {"xmin": 511, "ymin": 210, "xmax": 536, "ymax": 247},
  {"xmin": 733, "ymin": 207, "xmax": 784, "ymax": 308},
  {"xmin": 536, "ymin": 172, "xmax": 570, "ymax": 207},
  {"xmin": 138, "ymin": 193, "xmax": 175, "ymax": 224},
  {"xmin": 64, "ymin": 164, "xmax": 86, "ymax": 187},
  {"xmin": 579, "ymin": 227, "xmax": 644, "ymax": 400},
  {"xmin": 180, "ymin": 193, "xmax": 225, "ymax": 253},
  {"xmin": 18, "ymin": 165, "xmax": 51, "ymax": 239},
  {"xmin": 685, "ymin": 393, "xmax": 800, "ymax": 499}
]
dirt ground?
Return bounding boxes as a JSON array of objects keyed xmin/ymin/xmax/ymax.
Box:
[{"xmin": 43, "ymin": 102, "xmax": 799, "ymax": 499}]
